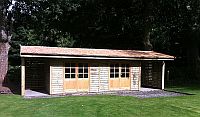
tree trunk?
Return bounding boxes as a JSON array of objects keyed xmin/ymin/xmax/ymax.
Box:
[
  {"xmin": 142, "ymin": 0, "xmax": 153, "ymax": 51},
  {"xmin": 0, "ymin": 42, "xmax": 10, "ymax": 86},
  {"xmin": 143, "ymin": 27, "xmax": 153, "ymax": 50},
  {"xmin": 0, "ymin": 0, "xmax": 11, "ymax": 87}
]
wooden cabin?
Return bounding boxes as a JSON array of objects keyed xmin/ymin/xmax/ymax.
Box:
[{"xmin": 20, "ymin": 46, "xmax": 174, "ymax": 96}]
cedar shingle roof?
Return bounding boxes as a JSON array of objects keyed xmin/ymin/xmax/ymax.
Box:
[{"xmin": 20, "ymin": 46, "xmax": 174, "ymax": 59}]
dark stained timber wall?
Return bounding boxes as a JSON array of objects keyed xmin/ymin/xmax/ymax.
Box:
[
  {"xmin": 141, "ymin": 61, "xmax": 162, "ymax": 89},
  {"xmin": 25, "ymin": 58, "xmax": 46, "ymax": 91}
]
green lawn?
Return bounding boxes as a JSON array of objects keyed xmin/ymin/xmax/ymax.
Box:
[{"xmin": 1, "ymin": 86, "xmax": 200, "ymax": 117}]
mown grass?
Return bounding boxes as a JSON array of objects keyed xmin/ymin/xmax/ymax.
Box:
[{"xmin": 1, "ymin": 86, "xmax": 200, "ymax": 117}]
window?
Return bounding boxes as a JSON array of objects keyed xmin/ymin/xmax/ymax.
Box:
[
  {"xmin": 121, "ymin": 64, "xmax": 129, "ymax": 78},
  {"xmin": 65, "ymin": 63, "xmax": 76, "ymax": 79},
  {"xmin": 110, "ymin": 64, "xmax": 120, "ymax": 78},
  {"xmin": 110, "ymin": 64, "xmax": 130, "ymax": 78},
  {"xmin": 78, "ymin": 63, "xmax": 88, "ymax": 78}
]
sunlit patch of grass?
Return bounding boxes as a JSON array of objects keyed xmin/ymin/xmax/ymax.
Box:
[{"xmin": 0, "ymin": 86, "xmax": 200, "ymax": 117}]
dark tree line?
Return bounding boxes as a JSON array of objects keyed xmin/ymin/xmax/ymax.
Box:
[{"xmin": 0, "ymin": 0, "xmax": 200, "ymax": 88}]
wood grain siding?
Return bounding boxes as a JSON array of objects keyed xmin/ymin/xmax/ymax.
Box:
[
  {"xmin": 50, "ymin": 61, "xmax": 64, "ymax": 94},
  {"xmin": 90, "ymin": 64, "xmax": 99, "ymax": 92},
  {"xmin": 130, "ymin": 62, "xmax": 141, "ymax": 90},
  {"xmin": 99, "ymin": 65, "xmax": 109, "ymax": 92},
  {"xmin": 141, "ymin": 61, "xmax": 162, "ymax": 89},
  {"xmin": 90, "ymin": 64, "xmax": 109, "ymax": 92},
  {"xmin": 25, "ymin": 59, "xmax": 45, "ymax": 90}
]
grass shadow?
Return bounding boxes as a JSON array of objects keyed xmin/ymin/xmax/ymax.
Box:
[{"xmin": 165, "ymin": 84, "xmax": 200, "ymax": 95}]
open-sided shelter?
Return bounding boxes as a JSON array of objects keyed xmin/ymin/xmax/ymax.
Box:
[{"xmin": 20, "ymin": 46, "xmax": 174, "ymax": 96}]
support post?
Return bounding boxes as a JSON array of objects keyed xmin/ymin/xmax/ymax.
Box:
[
  {"xmin": 161, "ymin": 61, "xmax": 165, "ymax": 90},
  {"xmin": 21, "ymin": 58, "xmax": 25, "ymax": 96},
  {"xmin": 138, "ymin": 62, "xmax": 142, "ymax": 91}
]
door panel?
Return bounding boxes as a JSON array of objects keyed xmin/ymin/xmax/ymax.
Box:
[
  {"xmin": 110, "ymin": 78, "xmax": 130, "ymax": 90},
  {"xmin": 77, "ymin": 79, "xmax": 89, "ymax": 91},
  {"xmin": 120, "ymin": 78, "xmax": 130, "ymax": 89},
  {"xmin": 109, "ymin": 78, "xmax": 120, "ymax": 90},
  {"xmin": 77, "ymin": 63, "xmax": 89, "ymax": 91},
  {"xmin": 64, "ymin": 79, "xmax": 77, "ymax": 92}
]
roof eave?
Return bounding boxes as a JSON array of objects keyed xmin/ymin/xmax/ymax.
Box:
[{"xmin": 20, "ymin": 54, "xmax": 175, "ymax": 61}]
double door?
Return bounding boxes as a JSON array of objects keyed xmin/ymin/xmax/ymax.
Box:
[
  {"xmin": 109, "ymin": 64, "xmax": 130, "ymax": 90},
  {"xmin": 64, "ymin": 63, "xmax": 89, "ymax": 92}
]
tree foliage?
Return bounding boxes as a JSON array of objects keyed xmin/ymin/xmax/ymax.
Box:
[{"xmin": 9, "ymin": 0, "xmax": 200, "ymax": 82}]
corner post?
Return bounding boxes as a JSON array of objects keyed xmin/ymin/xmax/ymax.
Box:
[
  {"xmin": 21, "ymin": 58, "xmax": 25, "ymax": 96},
  {"xmin": 138, "ymin": 61, "xmax": 142, "ymax": 91},
  {"xmin": 161, "ymin": 61, "xmax": 165, "ymax": 90}
]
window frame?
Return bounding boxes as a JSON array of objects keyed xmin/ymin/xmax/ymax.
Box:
[
  {"xmin": 64, "ymin": 63, "xmax": 76, "ymax": 79},
  {"xmin": 120, "ymin": 64, "xmax": 130, "ymax": 78},
  {"xmin": 78, "ymin": 63, "xmax": 89, "ymax": 79},
  {"xmin": 64, "ymin": 62, "xmax": 89, "ymax": 79},
  {"xmin": 110, "ymin": 63, "xmax": 130, "ymax": 79}
]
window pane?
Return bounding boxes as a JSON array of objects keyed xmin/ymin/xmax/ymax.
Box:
[
  {"xmin": 65, "ymin": 74, "xmax": 70, "ymax": 78},
  {"xmin": 115, "ymin": 69, "xmax": 119, "ymax": 73},
  {"xmin": 110, "ymin": 74, "xmax": 114, "ymax": 78},
  {"xmin": 84, "ymin": 74, "xmax": 88, "ymax": 78},
  {"xmin": 126, "ymin": 68, "xmax": 129, "ymax": 72},
  {"xmin": 84, "ymin": 68, "xmax": 88, "ymax": 73},
  {"xmin": 78, "ymin": 68, "xmax": 83, "ymax": 73},
  {"xmin": 121, "ymin": 69, "xmax": 125, "ymax": 72},
  {"xmin": 71, "ymin": 68, "xmax": 75, "ymax": 73},
  {"xmin": 115, "ymin": 73, "xmax": 119, "ymax": 77},
  {"xmin": 65, "ymin": 63, "xmax": 70, "ymax": 67},
  {"xmin": 110, "ymin": 69, "xmax": 114, "ymax": 72},
  {"xmin": 79, "ymin": 74, "xmax": 83, "ymax": 78},
  {"xmin": 65, "ymin": 68, "xmax": 70, "ymax": 73},
  {"xmin": 71, "ymin": 74, "xmax": 75, "ymax": 78},
  {"xmin": 121, "ymin": 73, "xmax": 125, "ymax": 77},
  {"xmin": 126, "ymin": 73, "xmax": 129, "ymax": 77}
]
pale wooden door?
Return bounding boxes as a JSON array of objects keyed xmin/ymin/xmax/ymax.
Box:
[
  {"xmin": 77, "ymin": 63, "xmax": 89, "ymax": 91},
  {"xmin": 109, "ymin": 64, "xmax": 130, "ymax": 90},
  {"xmin": 64, "ymin": 63, "xmax": 77, "ymax": 92},
  {"xmin": 64, "ymin": 63, "xmax": 89, "ymax": 92},
  {"xmin": 109, "ymin": 64, "xmax": 120, "ymax": 90},
  {"xmin": 119, "ymin": 64, "xmax": 130, "ymax": 89}
]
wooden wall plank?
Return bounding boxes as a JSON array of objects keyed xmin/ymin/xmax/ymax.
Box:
[
  {"xmin": 90, "ymin": 64, "xmax": 99, "ymax": 92},
  {"xmin": 50, "ymin": 60, "xmax": 64, "ymax": 94},
  {"xmin": 130, "ymin": 62, "xmax": 141, "ymax": 90},
  {"xmin": 99, "ymin": 65, "xmax": 109, "ymax": 92}
]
